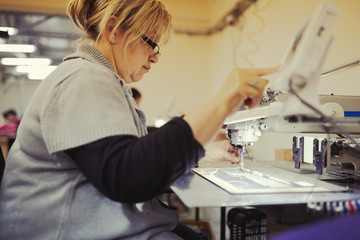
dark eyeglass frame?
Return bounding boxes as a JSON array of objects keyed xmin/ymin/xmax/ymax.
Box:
[{"xmin": 141, "ymin": 35, "xmax": 161, "ymax": 56}]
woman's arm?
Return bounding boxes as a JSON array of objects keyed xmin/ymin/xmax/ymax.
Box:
[{"xmin": 66, "ymin": 117, "xmax": 204, "ymax": 203}]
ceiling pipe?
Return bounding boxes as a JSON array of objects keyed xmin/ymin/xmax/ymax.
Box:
[{"xmin": 174, "ymin": 0, "xmax": 256, "ymax": 36}]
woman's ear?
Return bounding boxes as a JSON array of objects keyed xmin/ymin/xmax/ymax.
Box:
[{"xmin": 105, "ymin": 16, "xmax": 117, "ymax": 44}]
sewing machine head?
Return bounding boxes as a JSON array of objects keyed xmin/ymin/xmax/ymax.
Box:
[{"xmin": 224, "ymin": 1, "xmax": 339, "ymax": 161}]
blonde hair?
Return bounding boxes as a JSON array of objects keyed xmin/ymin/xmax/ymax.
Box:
[{"xmin": 67, "ymin": 0, "xmax": 173, "ymax": 49}]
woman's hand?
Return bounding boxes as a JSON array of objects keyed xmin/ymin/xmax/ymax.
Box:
[
  {"xmin": 212, "ymin": 67, "xmax": 278, "ymax": 115},
  {"xmin": 199, "ymin": 140, "xmax": 240, "ymax": 164},
  {"xmin": 184, "ymin": 66, "xmax": 278, "ymax": 147}
]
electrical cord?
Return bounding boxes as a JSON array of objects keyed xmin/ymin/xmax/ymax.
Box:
[{"xmin": 239, "ymin": 0, "xmax": 272, "ymax": 67}]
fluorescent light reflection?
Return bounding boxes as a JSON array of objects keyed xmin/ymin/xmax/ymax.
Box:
[
  {"xmin": 154, "ymin": 119, "xmax": 167, "ymax": 128},
  {"xmin": 0, "ymin": 44, "xmax": 37, "ymax": 53},
  {"xmin": 1, "ymin": 58, "xmax": 51, "ymax": 66}
]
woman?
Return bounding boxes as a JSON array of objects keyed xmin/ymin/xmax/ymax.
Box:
[{"xmin": 0, "ymin": 0, "xmax": 276, "ymax": 239}]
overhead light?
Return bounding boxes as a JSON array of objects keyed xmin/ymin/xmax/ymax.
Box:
[
  {"xmin": 28, "ymin": 70, "xmax": 56, "ymax": 80},
  {"xmin": 28, "ymin": 72, "xmax": 52, "ymax": 80},
  {"xmin": 1, "ymin": 57, "xmax": 51, "ymax": 66},
  {"xmin": 16, "ymin": 65, "xmax": 57, "ymax": 73},
  {"xmin": 0, "ymin": 44, "xmax": 37, "ymax": 53},
  {"xmin": 15, "ymin": 65, "xmax": 57, "ymax": 80},
  {"xmin": 0, "ymin": 27, "xmax": 18, "ymax": 36}
]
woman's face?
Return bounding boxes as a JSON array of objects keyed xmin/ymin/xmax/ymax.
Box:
[{"xmin": 112, "ymin": 31, "xmax": 160, "ymax": 84}]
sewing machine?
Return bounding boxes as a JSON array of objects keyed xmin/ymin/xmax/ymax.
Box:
[
  {"xmin": 224, "ymin": 91, "xmax": 360, "ymax": 177},
  {"xmin": 223, "ymin": 0, "xmax": 360, "ymax": 178}
]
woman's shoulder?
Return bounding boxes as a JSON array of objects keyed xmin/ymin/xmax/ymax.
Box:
[
  {"xmin": 53, "ymin": 58, "xmax": 117, "ymax": 87},
  {"xmin": 61, "ymin": 57, "xmax": 112, "ymax": 76}
]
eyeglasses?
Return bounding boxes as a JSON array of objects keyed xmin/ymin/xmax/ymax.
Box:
[{"xmin": 141, "ymin": 35, "xmax": 161, "ymax": 57}]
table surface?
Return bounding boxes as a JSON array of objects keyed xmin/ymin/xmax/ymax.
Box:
[{"xmin": 171, "ymin": 163, "xmax": 360, "ymax": 208}]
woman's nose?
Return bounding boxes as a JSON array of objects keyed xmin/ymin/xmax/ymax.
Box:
[{"xmin": 149, "ymin": 54, "xmax": 159, "ymax": 63}]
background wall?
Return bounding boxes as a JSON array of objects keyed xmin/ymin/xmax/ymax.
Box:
[
  {"xmin": 0, "ymin": 78, "xmax": 39, "ymax": 118},
  {"xmin": 134, "ymin": 0, "xmax": 360, "ymax": 126},
  {"xmin": 1, "ymin": 0, "xmax": 359, "ymax": 159},
  {"xmin": 130, "ymin": 34, "xmax": 213, "ymax": 125},
  {"xmin": 208, "ymin": 0, "xmax": 360, "ymax": 95},
  {"xmin": 206, "ymin": 0, "xmax": 360, "ymax": 161},
  {"xmin": 211, "ymin": 0, "xmax": 360, "ymax": 160}
]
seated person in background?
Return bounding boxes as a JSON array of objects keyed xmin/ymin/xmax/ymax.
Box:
[{"xmin": 0, "ymin": 109, "xmax": 21, "ymax": 139}]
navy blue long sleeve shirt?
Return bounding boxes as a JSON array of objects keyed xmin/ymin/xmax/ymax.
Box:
[{"xmin": 66, "ymin": 117, "xmax": 205, "ymax": 203}]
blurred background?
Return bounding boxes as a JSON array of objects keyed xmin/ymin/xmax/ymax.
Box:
[
  {"xmin": 1, "ymin": 1, "xmax": 360, "ymax": 238},
  {"xmin": 0, "ymin": 0, "xmax": 359, "ymax": 128}
]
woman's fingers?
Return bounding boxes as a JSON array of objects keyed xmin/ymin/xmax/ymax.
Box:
[
  {"xmin": 248, "ymin": 66, "xmax": 279, "ymax": 77},
  {"xmin": 243, "ymin": 77, "xmax": 269, "ymax": 108}
]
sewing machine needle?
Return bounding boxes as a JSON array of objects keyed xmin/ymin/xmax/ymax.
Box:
[{"xmin": 240, "ymin": 158, "xmax": 244, "ymax": 171}]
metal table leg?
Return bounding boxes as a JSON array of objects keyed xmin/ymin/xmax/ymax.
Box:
[{"xmin": 221, "ymin": 206, "xmax": 226, "ymax": 240}]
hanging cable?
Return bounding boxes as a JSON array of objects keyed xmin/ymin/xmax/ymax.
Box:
[{"xmin": 239, "ymin": 0, "xmax": 272, "ymax": 67}]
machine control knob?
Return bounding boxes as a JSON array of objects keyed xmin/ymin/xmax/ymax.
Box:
[{"xmin": 259, "ymin": 123, "xmax": 268, "ymax": 131}]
